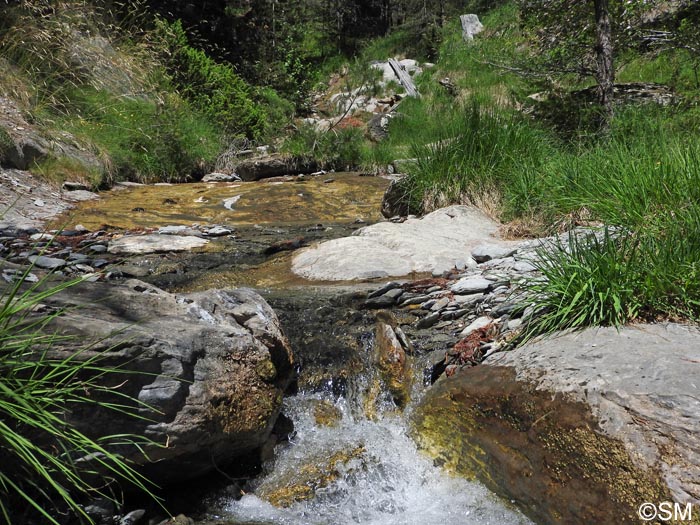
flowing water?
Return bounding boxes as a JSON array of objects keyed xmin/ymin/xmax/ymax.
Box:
[
  {"xmin": 61, "ymin": 175, "xmax": 534, "ymax": 525},
  {"xmin": 201, "ymin": 362, "xmax": 533, "ymax": 525},
  {"xmin": 213, "ymin": 285, "xmax": 533, "ymax": 525}
]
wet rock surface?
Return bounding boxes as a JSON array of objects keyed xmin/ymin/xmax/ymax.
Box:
[
  {"xmin": 411, "ymin": 324, "xmax": 700, "ymax": 525},
  {"xmin": 412, "ymin": 365, "xmax": 675, "ymax": 525}
]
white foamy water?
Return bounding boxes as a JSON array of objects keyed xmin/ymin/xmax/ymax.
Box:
[{"xmin": 206, "ymin": 393, "xmax": 533, "ymax": 525}]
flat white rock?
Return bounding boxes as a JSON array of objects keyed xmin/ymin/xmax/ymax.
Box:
[
  {"xmin": 292, "ymin": 205, "xmax": 509, "ymax": 281},
  {"xmin": 108, "ymin": 234, "xmax": 209, "ymax": 255}
]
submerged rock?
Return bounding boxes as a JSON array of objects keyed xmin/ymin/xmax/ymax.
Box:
[
  {"xmin": 36, "ymin": 279, "xmax": 295, "ymax": 484},
  {"xmin": 413, "ymin": 323, "xmax": 700, "ymax": 524}
]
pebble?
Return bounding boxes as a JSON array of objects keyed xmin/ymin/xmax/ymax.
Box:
[
  {"xmin": 416, "ymin": 311, "xmax": 440, "ymax": 329},
  {"xmin": 363, "ymin": 294, "xmax": 396, "ymax": 309},
  {"xmin": 90, "ymin": 245, "xmax": 108, "ymax": 253},
  {"xmin": 460, "ymin": 316, "xmax": 493, "ymax": 337},
  {"xmin": 119, "ymin": 509, "xmax": 146, "ymax": 525},
  {"xmin": 452, "ymin": 293, "xmax": 484, "ymax": 306},
  {"xmin": 367, "ymin": 281, "xmax": 402, "ymax": 299},
  {"xmin": 204, "ymin": 225, "xmax": 233, "ymax": 237},
  {"xmin": 400, "ymin": 294, "xmax": 430, "ymax": 307},
  {"xmin": 27, "ymin": 255, "xmax": 67, "ymax": 270},
  {"xmin": 431, "ymin": 297, "xmax": 450, "ymax": 312},
  {"xmin": 450, "ymin": 276, "xmax": 492, "ymax": 295},
  {"xmin": 29, "ymin": 233, "xmax": 55, "ymax": 241},
  {"xmin": 441, "ymin": 308, "xmax": 468, "ymax": 320},
  {"xmin": 471, "ymin": 243, "xmax": 518, "ymax": 263}
]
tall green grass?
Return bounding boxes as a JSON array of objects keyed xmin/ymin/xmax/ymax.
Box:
[
  {"xmin": 0, "ymin": 265, "xmax": 161, "ymax": 524},
  {"xmin": 54, "ymin": 88, "xmax": 222, "ymax": 184},
  {"xmin": 354, "ymin": 1, "xmax": 700, "ymax": 332}
]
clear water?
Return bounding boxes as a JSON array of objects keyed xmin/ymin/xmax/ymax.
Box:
[{"xmin": 205, "ymin": 391, "xmax": 533, "ymax": 525}]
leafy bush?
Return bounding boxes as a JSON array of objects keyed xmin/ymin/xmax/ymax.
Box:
[
  {"xmin": 155, "ymin": 19, "xmax": 267, "ymax": 140},
  {"xmin": 0, "ymin": 266, "xmax": 160, "ymax": 524},
  {"xmin": 282, "ymin": 123, "xmax": 365, "ymax": 170}
]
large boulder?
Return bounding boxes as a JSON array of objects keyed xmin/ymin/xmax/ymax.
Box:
[
  {"xmin": 41, "ymin": 279, "xmax": 295, "ymax": 484},
  {"xmin": 413, "ymin": 323, "xmax": 700, "ymax": 525},
  {"xmin": 234, "ymin": 153, "xmax": 319, "ymax": 181},
  {"xmin": 292, "ymin": 205, "xmax": 514, "ymax": 281}
]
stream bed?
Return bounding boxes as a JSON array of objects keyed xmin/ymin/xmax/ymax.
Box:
[
  {"xmin": 202, "ymin": 391, "xmax": 532, "ymax": 525},
  {"xmin": 57, "ymin": 173, "xmax": 534, "ymax": 525}
]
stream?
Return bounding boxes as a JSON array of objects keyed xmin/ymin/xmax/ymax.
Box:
[{"xmin": 57, "ymin": 173, "xmax": 533, "ymax": 525}]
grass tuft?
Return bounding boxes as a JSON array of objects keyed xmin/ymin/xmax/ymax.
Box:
[{"xmin": 0, "ymin": 262, "xmax": 163, "ymax": 524}]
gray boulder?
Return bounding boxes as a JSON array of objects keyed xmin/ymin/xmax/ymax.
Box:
[
  {"xmin": 40, "ymin": 279, "xmax": 295, "ymax": 484},
  {"xmin": 380, "ymin": 177, "xmax": 411, "ymax": 218},
  {"xmin": 234, "ymin": 154, "xmax": 319, "ymax": 181},
  {"xmin": 460, "ymin": 14, "xmax": 484, "ymax": 41},
  {"xmin": 413, "ymin": 323, "xmax": 700, "ymax": 524}
]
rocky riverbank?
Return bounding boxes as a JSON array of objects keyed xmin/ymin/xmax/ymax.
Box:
[{"xmin": 3, "ymin": 166, "xmax": 700, "ymax": 525}]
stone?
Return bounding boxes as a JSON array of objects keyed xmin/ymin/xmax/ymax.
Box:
[
  {"xmin": 368, "ymin": 113, "xmax": 395, "ymax": 142},
  {"xmin": 363, "ymin": 293, "xmax": 398, "ymax": 309},
  {"xmin": 108, "ymin": 234, "xmax": 209, "ymax": 255},
  {"xmin": 84, "ymin": 498, "xmax": 116, "ymax": 525},
  {"xmin": 204, "ymin": 226, "xmax": 233, "ymax": 237},
  {"xmin": 119, "ymin": 509, "xmax": 145, "ymax": 525},
  {"xmin": 471, "ymin": 243, "xmax": 517, "ymax": 263},
  {"xmin": 381, "ymin": 177, "xmax": 411, "ymax": 218},
  {"xmin": 33, "ymin": 280, "xmax": 295, "ymax": 484},
  {"xmin": 157, "ymin": 514, "xmax": 194, "ymax": 525},
  {"xmin": 512, "ymin": 260, "xmax": 537, "ymax": 273},
  {"xmin": 450, "ymin": 276, "xmax": 492, "ymax": 295},
  {"xmin": 157, "ymin": 225, "xmax": 202, "ymax": 237},
  {"xmin": 202, "ymin": 172, "xmax": 241, "ymax": 182},
  {"xmin": 452, "ymin": 293, "xmax": 484, "ymax": 306},
  {"xmin": 459, "ymin": 315, "xmax": 493, "ymax": 337},
  {"xmin": 414, "ymin": 323, "xmax": 700, "ymax": 525},
  {"xmin": 416, "ymin": 311, "xmax": 440, "ymax": 329},
  {"xmin": 234, "ymin": 154, "xmax": 319, "ymax": 181},
  {"xmin": 27, "ymin": 255, "xmax": 67, "ymax": 270},
  {"xmin": 367, "ymin": 281, "xmax": 402, "ymax": 299},
  {"xmin": 293, "ymin": 206, "xmax": 509, "ymax": 281},
  {"xmin": 460, "ymin": 14, "xmax": 484, "ymax": 41},
  {"xmin": 375, "ymin": 322, "xmax": 411, "ymax": 408},
  {"xmin": 63, "ymin": 190, "xmax": 99, "ymax": 202},
  {"xmin": 431, "ymin": 297, "xmax": 450, "ymax": 312},
  {"xmin": 62, "ymin": 181, "xmax": 90, "ymax": 191}
]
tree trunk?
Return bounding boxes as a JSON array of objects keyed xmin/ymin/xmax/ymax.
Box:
[{"xmin": 594, "ymin": 0, "xmax": 614, "ymax": 131}]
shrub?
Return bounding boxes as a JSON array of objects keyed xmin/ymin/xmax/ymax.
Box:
[
  {"xmin": 282, "ymin": 124, "xmax": 365, "ymax": 170},
  {"xmin": 155, "ymin": 19, "xmax": 267, "ymax": 140}
]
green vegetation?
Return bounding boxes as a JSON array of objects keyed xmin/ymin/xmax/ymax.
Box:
[
  {"xmin": 0, "ymin": 267, "xmax": 160, "ymax": 524},
  {"xmin": 155, "ymin": 19, "xmax": 271, "ymax": 141},
  {"xmin": 358, "ymin": 3, "xmax": 700, "ymax": 332},
  {"xmin": 58, "ymin": 89, "xmax": 222, "ymax": 184}
]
